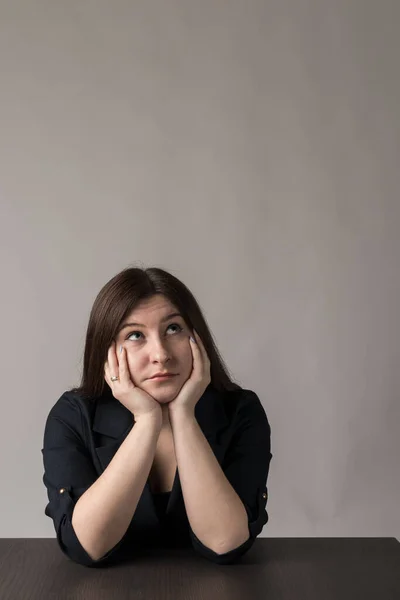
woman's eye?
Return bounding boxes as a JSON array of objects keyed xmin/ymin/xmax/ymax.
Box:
[
  {"xmin": 127, "ymin": 323, "xmax": 183, "ymax": 341},
  {"xmin": 167, "ymin": 323, "xmax": 183, "ymax": 334},
  {"xmin": 127, "ymin": 331, "xmax": 142, "ymax": 341}
]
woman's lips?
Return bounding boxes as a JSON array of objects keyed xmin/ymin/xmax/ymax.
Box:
[{"xmin": 149, "ymin": 374, "xmax": 177, "ymax": 381}]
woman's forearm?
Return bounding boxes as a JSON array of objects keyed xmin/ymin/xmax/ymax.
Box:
[
  {"xmin": 170, "ymin": 408, "xmax": 249, "ymax": 554},
  {"xmin": 72, "ymin": 413, "xmax": 162, "ymax": 561}
]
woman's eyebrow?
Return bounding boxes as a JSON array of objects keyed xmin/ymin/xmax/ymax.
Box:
[{"xmin": 118, "ymin": 312, "xmax": 183, "ymax": 333}]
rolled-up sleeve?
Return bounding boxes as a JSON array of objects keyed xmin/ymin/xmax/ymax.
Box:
[
  {"xmin": 190, "ymin": 389, "xmax": 272, "ymax": 564},
  {"xmin": 41, "ymin": 395, "xmax": 126, "ymax": 567}
]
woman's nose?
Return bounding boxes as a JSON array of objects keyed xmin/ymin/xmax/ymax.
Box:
[{"xmin": 150, "ymin": 340, "xmax": 171, "ymax": 362}]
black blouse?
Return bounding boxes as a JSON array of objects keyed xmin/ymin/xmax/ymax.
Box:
[
  {"xmin": 153, "ymin": 491, "xmax": 171, "ymax": 521},
  {"xmin": 41, "ymin": 384, "xmax": 272, "ymax": 567}
]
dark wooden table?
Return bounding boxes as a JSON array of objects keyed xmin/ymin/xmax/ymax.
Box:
[{"xmin": 0, "ymin": 538, "xmax": 399, "ymax": 599}]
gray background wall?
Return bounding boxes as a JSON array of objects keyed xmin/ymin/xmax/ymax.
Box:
[{"xmin": 0, "ymin": 0, "xmax": 399, "ymax": 539}]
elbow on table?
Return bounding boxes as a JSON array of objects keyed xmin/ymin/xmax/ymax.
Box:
[
  {"xmin": 219, "ymin": 531, "xmax": 251, "ymax": 555},
  {"xmin": 190, "ymin": 528, "xmax": 255, "ymax": 564},
  {"xmin": 54, "ymin": 513, "xmax": 126, "ymax": 568}
]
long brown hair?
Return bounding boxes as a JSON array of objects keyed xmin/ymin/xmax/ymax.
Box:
[{"xmin": 69, "ymin": 266, "xmax": 242, "ymax": 399}]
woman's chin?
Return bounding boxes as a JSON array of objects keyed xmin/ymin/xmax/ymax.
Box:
[
  {"xmin": 143, "ymin": 375, "xmax": 185, "ymax": 403},
  {"xmin": 156, "ymin": 396, "xmax": 174, "ymax": 404},
  {"xmin": 146, "ymin": 384, "xmax": 179, "ymax": 403}
]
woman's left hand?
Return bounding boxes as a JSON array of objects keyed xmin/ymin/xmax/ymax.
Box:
[{"xmin": 168, "ymin": 329, "xmax": 211, "ymax": 416}]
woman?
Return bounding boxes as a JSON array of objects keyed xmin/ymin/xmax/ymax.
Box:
[{"xmin": 41, "ymin": 266, "xmax": 272, "ymax": 567}]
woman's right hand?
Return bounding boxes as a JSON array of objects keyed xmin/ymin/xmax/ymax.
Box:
[{"xmin": 104, "ymin": 341, "xmax": 162, "ymax": 421}]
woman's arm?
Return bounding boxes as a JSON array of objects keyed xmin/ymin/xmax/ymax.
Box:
[{"xmin": 71, "ymin": 412, "xmax": 162, "ymax": 561}]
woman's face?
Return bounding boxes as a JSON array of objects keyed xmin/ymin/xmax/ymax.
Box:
[{"xmin": 114, "ymin": 294, "xmax": 193, "ymax": 404}]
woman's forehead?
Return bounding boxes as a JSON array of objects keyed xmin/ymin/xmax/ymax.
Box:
[{"xmin": 126, "ymin": 295, "xmax": 181, "ymax": 322}]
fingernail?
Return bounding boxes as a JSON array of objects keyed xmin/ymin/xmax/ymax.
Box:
[
  {"xmin": 190, "ymin": 336, "xmax": 196, "ymax": 343},
  {"xmin": 120, "ymin": 345, "xmax": 123, "ymax": 354}
]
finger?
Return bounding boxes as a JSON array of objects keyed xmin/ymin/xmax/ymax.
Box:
[
  {"xmin": 191, "ymin": 330, "xmax": 204, "ymax": 356},
  {"xmin": 190, "ymin": 332, "xmax": 202, "ymax": 366},
  {"xmin": 191, "ymin": 331, "xmax": 210, "ymax": 369},
  {"xmin": 104, "ymin": 345, "xmax": 119, "ymax": 390},
  {"xmin": 104, "ymin": 360, "xmax": 112, "ymax": 387},
  {"xmin": 107, "ymin": 341, "xmax": 119, "ymax": 379},
  {"xmin": 118, "ymin": 344, "xmax": 134, "ymax": 386}
]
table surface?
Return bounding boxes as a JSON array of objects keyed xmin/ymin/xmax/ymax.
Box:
[{"xmin": 0, "ymin": 537, "xmax": 399, "ymax": 600}]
